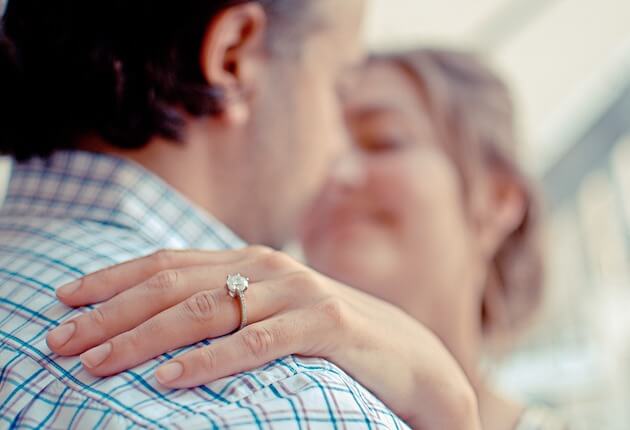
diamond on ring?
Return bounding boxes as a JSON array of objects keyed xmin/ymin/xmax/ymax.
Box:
[
  {"xmin": 227, "ymin": 273, "xmax": 249, "ymax": 331},
  {"xmin": 226, "ymin": 273, "xmax": 249, "ymax": 298}
]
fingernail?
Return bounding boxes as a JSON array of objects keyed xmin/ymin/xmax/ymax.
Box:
[
  {"xmin": 156, "ymin": 362, "xmax": 184, "ymax": 384},
  {"xmin": 47, "ymin": 322, "xmax": 76, "ymax": 348},
  {"xmin": 80, "ymin": 343, "xmax": 112, "ymax": 368},
  {"xmin": 57, "ymin": 280, "xmax": 81, "ymax": 298}
]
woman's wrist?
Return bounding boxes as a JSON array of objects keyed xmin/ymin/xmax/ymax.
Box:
[{"xmin": 407, "ymin": 381, "xmax": 480, "ymax": 430}]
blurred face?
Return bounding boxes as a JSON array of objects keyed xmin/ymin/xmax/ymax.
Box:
[
  {"xmin": 247, "ymin": 0, "xmax": 366, "ymax": 248},
  {"xmin": 301, "ymin": 61, "xmax": 484, "ymax": 338}
]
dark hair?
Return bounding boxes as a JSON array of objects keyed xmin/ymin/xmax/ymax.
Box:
[
  {"xmin": 375, "ymin": 49, "xmax": 544, "ymax": 337},
  {"xmin": 0, "ymin": 0, "xmax": 307, "ymax": 160}
]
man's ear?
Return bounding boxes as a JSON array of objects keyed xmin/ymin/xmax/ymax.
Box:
[
  {"xmin": 200, "ymin": 3, "xmax": 268, "ymax": 126},
  {"xmin": 476, "ymin": 165, "xmax": 527, "ymax": 259}
]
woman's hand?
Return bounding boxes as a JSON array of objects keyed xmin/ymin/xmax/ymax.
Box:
[{"xmin": 47, "ymin": 247, "xmax": 480, "ymax": 430}]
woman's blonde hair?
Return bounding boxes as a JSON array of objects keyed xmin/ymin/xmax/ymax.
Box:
[{"xmin": 374, "ymin": 48, "xmax": 544, "ymax": 337}]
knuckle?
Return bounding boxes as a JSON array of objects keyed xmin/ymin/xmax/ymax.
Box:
[
  {"xmin": 316, "ymin": 298, "xmax": 348, "ymax": 330},
  {"xmin": 241, "ymin": 326, "xmax": 275, "ymax": 357},
  {"xmin": 125, "ymin": 329, "xmax": 145, "ymax": 350},
  {"xmin": 136, "ymin": 317, "xmax": 163, "ymax": 340},
  {"xmin": 151, "ymin": 250, "xmax": 177, "ymax": 270},
  {"xmin": 245, "ymin": 245, "xmax": 274, "ymax": 257},
  {"xmin": 199, "ymin": 347, "xmax": 218, "ymax": 374},
  {"xmin": 148, "ymin": 270, "xmax": 180, "ymax": 292},
  {"xmin": 260, "ymin": 250, "xmax": 294, "ymax": 272},
  {"xmin": 88, "ymin": 307, "xmax": 107, "ymax": 327},
  {"xmin": 286, "ymin": 270, "xmax": 315, "ymax": 288},
  {"xmin": 97, "ymin": 265, "xmax": 117, "ymax": 284},
  {"xmin": 285, "ymin": 270, "xmax": 325, "ymax": 298},
  {"xmin": 183, "ymin": 291, "xmax": 218, "ymax": 322}
]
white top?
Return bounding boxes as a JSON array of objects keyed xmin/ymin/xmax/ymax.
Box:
[{"xmin": 515, "ymin": 407, "xmax": 567, "ymax": 430}]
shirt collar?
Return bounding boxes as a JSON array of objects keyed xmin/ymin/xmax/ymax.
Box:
[{"xmin": 1, "ymin": 150, "xmax": 245, "ymax": 249}]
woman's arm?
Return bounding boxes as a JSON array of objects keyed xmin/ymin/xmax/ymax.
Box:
[{"xmin": 47, "ymin": 247, "xmax": 480, "ymax": 430}]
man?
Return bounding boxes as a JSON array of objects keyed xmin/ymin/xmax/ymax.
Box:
[
  {"xmin": 0, "ymin": 1, "xmax": 480, "ymax": 429},
  {"xmin": 0, "ymin": 0, "xmax": 417, "ymax": 428}
]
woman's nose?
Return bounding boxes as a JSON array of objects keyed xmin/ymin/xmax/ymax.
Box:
[{"xmin": 328, "ymin": 146, "xmax": 367, "ymax": 192}]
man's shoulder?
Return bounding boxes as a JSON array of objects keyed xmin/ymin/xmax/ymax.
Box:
[
  {"xmin": 0, "ymin": 215, "xmax": 160, "ymax": 395},
  {"xmin": 0, "ymin": 215, "xmax": 160, "ymax": 275},
  {"xmin": 1, "ymin": 342, "xmax": 406, "ymax": 429},
  {"xmin": 0, "ymin": 217, "xmax": 407, "ymax": 429},
  {"xmin": 0, "ymin": 215, "xmax": 163, "ymax": 305}
]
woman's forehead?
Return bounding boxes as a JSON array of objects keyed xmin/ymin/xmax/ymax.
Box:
[{"xmin": 346, "ymin": 62, "xmax": 427, "ymax": 121}]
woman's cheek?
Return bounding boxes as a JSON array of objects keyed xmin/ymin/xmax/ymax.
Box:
[
  {"xmin": 372, "ymin": 158, "xmax": 428, "ymax": 228},
  {"xmin": 386, "ymin": 151, "xmax": 467, "ymax": 253}
]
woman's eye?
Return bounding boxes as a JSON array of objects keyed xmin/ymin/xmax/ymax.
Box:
[{"xmin": 362, "ymin": 137, "xmax": 409, "ymax": 152}]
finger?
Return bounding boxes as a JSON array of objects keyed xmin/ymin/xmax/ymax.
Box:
[
  {"xmin": 78, "ymin": 279, "xmax": 291, "ymax": 377},
  {"xmin": 155, "ymin": 312, "xmax": 308, "ymax": 388},
  {"xmin": 56, "ymin": 247, "xmax": 272, "ymax": 307},
  {"xmin": 48, "ymin": 256, "xmax": 269, "ymax": 355}
]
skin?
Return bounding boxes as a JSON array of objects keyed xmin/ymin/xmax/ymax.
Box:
[
  {"xmin": 104, "ymin": 0, "xmax": 366, "ymax": 248},
  {"xmin": 301, "ymin": 62, "xmax": 527, "ymax": 430},
  {"xmin": 46, "ymin": 2, "xmax": 484, "ymax": 429},
  {"xmin": 47, "ymin": 248, "xmax": 480, "ymax": 430},
  {"xmin": 302, "ymin": 61, "xmax": 486, "ymax": 369},
  {"xmin": 44, "ymin": 62, "xmax": 531, "ymax": 429}
]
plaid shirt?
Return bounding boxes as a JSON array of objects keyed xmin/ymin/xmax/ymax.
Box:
[{"xmin": 0, "ymin": 151, "xmax": 408, "ymax": 430}]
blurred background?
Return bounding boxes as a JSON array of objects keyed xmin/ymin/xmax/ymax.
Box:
[
  {"xmin": 2, "ymin": 0, "xmax": 630, "ymax": 428},
  {"xmin": 365, "ymin": 1, "xmax": 630, "ymax": 429}
]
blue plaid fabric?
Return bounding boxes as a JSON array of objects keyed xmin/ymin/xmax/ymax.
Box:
[{"xmin": 0, "ymin": 151, "xmax": 408, "ymax": 430}]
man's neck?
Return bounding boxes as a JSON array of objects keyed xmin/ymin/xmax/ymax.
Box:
[
  {"xmin": 78, "ymin": 127, "xmax": 268, "ymax": 246},
  {"xmin": 80, "ymin": 133, "xmax": 219, "ymax": 221}
]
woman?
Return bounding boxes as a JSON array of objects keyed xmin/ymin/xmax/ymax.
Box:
[
  {"xmin": 300, "ymin": 49, "xmax": 553, "ymax": 429},
  {"xmin": 47, "ymin": 49, "xmax": 563, "ymax": 429}
]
